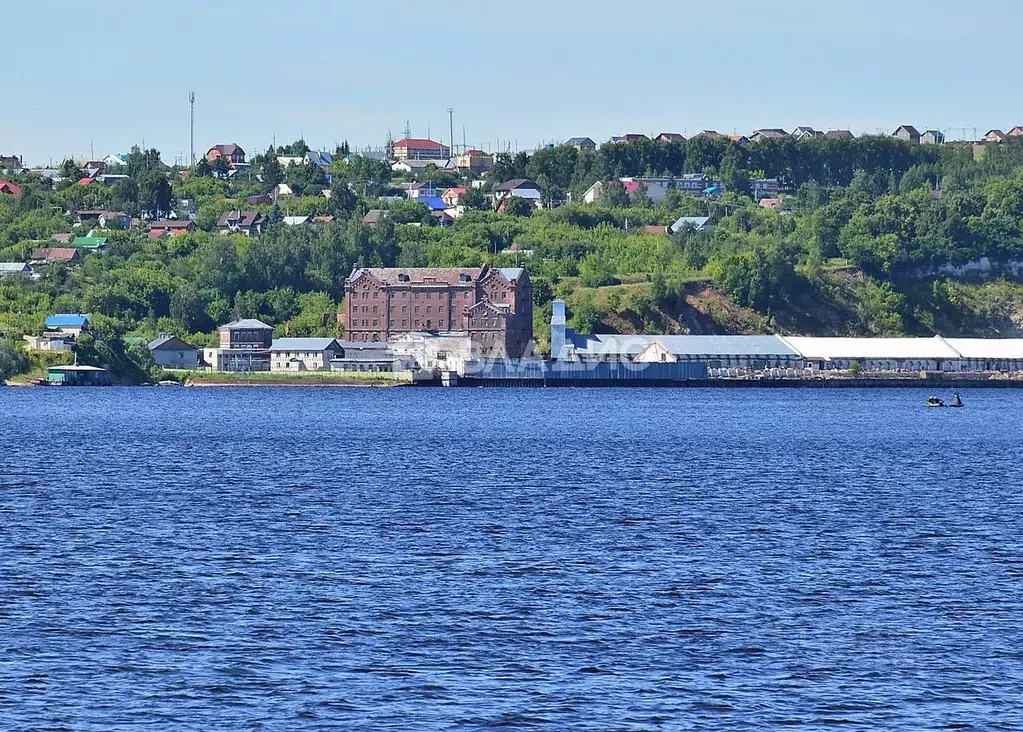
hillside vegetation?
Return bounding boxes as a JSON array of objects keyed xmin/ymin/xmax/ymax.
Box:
[{"xmin": 4, "ymin": 135, "xmax": 1023, "ymax": 374}]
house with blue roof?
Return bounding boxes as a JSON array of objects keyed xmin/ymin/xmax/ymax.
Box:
[{"xmin": 44, "ymin": 313, "xmax": 90, "ymax": 335}]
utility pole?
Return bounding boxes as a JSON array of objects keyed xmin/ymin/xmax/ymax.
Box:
[
  {"xmin": 447, "ymin": 107, "xmax": 454, "ymax": 156},
  {"xmin": 189, "ymin": 92, "xmax": 196, "ymax": 166}
]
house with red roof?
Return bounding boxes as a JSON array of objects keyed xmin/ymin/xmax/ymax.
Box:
[
  {"xmin": 0, "ymin": 180, "xmax": 22, "ymax": 196},
  {"xmin": 392, "ymin": 138, "xmax": 450, "ymax": 161},
  {"xmin": 442, "ymin": 187, "xmax": 468, "ymax": 207}
]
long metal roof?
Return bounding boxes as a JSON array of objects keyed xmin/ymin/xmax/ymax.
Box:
[
  {"xmin": 781, "ymin": 336, "xmax": 961, "ymax": 360},
  {"xmin": 944, "ymin": 338, "xmax": 1023, "ymax": 360},
  {"xmin": 654, "ymin": 335, "xmax": 799, "ymax": 357}
]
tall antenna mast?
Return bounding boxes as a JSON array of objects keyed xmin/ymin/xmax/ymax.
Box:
[
  {"xmin": 405, "ymin": 120, "xmax": 412, "ymax": 139},
  {"xmin": 447, "ymin": 107, "xmax": 454, "ymax": 156},
  {"xmin": 189, "ymin": 92, "xmax": 196, "ymax": 166}
]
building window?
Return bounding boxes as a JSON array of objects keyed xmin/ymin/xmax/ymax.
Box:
[
  {"xmin": 402, "ymin": 305, "xmax": 408, "ymax": 313},
  {"xmin": 427, "ymin": 306, "xmax": 432, "ymax": 313}
]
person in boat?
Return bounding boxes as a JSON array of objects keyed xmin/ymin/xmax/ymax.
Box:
[{"xmin": 927, "ymin": 396, "xmax": 945, "ymax": 406}]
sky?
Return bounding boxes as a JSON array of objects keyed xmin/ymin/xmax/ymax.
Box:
[{"xmin": 4, "ymin": 0, "xmax": 1022, "ymax": 165}]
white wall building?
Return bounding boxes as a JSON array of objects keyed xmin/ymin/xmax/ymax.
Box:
[{"xmin": 270, "ymin": 338, "xmax": 343, "ymax": 372}]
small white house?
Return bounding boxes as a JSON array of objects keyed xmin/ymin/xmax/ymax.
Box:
[{"xmin": 270, "ymin": 337, "xmax": 344, "ymax": 372}]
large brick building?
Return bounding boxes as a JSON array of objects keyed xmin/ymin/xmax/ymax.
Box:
[{"xmin": 343, "ymin": 266, "xmax": 533, "ymax": 358}]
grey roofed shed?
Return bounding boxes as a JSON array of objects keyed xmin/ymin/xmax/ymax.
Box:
[{"xmin": 651, "ymin": 335, "xmax": 800, "ymax": 358}]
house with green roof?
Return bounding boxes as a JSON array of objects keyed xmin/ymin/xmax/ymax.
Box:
[{"xmin": 70, "ymin": 236, "xmax": 108, "ymax": 250}]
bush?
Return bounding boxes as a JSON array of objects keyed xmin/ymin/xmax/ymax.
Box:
[{"xmin": 0, "ymin": 339, "xmax": 30, "ymax": 380}]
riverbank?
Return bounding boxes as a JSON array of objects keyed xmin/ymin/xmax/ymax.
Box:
[{"xmin": 180, "ymin": 370, "xmax": 418, "ymax": 387}]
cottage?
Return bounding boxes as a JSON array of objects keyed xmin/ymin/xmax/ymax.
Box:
[
  {"xmin": 71, "ymin": 236, "xmax": 108, "ymax": 251},
  {"xmin": 669, "ymin": 216, "xmax": 714, "ymax": 234},
  {"xmin": 148, "ymin": 334, "xmax": 199, "ymax": 369},
  {"xmin": 0, "ymin": 155, "xmax": 23, "ymax": 170},
  {"xmin": 750, "ymin": 128, "xmax": 789, "ymax": 143},
  {"xmin": 921, "ymin": 130, "xmax": 945, "ymax": 145},
  {"xmin": 442, "ymin": 187, "xmax": 467, "ymax": 207},
  {"xmin": 565, "ymin": 137, "xmax": 597, "ymax": 151},
  {"xmin": 0, "ymin": 180, "xmax": 22, "ymax": 196},
  {"xmin": 218, "ymin": 211, "xmax": 267, "ymax": 236},
  {"xmin": 23, "ymin": 333, "xmax": 75, "ymax": 352},
  {"xmin": 283, "ymin": 215, "xmax": 310, "ymax": 226},
  {"xmin": 0, "ymin": 262, "xmax": 32, "ymax": 277},
  {"xmin": 99, "ymin": 211, "xmax": 130, "ymax": 229},
  {"xmin": 454, "ymin": 149, "xmax": 493, "ymax": 174},
  {"xmin": 493, "ymin": 179, "xmax": 542, "ymax": 205},
  {"xmin": 656, "ymin": 133, "xmax": 686, "ymax": 143},
  {"xmin": 791, "ymin": 126, "xmax": 822, "ymax": 141},
  {"xmin": 825, "ymin": 129, "xmax": 855, "ymax": 140},
  {"xmin": 31, "ymin": 248, "xmax": 82, "ymax": 266},
  {"xmin": 752, "ymin": 177, "xmax": 780, "ymax": 200},
  {"xmin": 892, "ymin": 125, "xmax": 921, "ymax": 144},
  {"xmin": 206, "ymin": 143, "xmax": 246, "ymax": 166},
  {"xmin": 270, "ymin": 337, "xmax": 344, "ymax": 372},
  {"xmin": 363, "ymin": 209, "xmax": 388, "ymax": 227},
  {"xmin": 984, "ymin": 129, "xmax": 1007, "ymax": 144},
  {"xmin": 45, "ymin": 313, "xmax": 90, "ymax": 336},
  {"xmin": 148, "ymin": 220, "xmax": 197, "ymax": 236}
]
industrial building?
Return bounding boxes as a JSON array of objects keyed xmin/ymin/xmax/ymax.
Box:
[{"xmin": 550, "ymin": 300, "xmax": 1023, "ymax": 375}]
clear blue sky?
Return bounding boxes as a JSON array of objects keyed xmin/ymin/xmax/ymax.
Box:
[{"xmin": 4, "ymin": 0, "xmax": 1021, "ymax": 165}]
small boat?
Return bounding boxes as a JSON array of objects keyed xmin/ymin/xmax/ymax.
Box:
[
  {"xmin": 926, "ymin": 393, "xmax": 964, "ymax": 408},
  {"xmin": 157, "ymin": 380, "xmax": 182, "ymax": 387}
]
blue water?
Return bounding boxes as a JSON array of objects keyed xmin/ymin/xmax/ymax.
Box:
[{"xmin": 3, "ymin": 387, "xmax": 1023, "ymax": 730}]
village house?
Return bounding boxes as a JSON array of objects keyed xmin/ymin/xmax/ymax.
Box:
[
  {"xmin": 218, "ymin": 211, "xmax": 267, "ymax": 236},
  {"xmin": 729, "ymin": 135, "xmax": 750, "ymax": 146},
  {"xmin": 392, "ymin": 138, "xmax": 450, "ymax": 161},
  {"xmin": 99, "ymin": 211, "xmax": 131, "ymax": 229},
  {"xmin": 493, "ymin": 179, "xmax": 542, "ymax": 206},
  {"xmin": 45, "ymin": 313, "xmax": 90, "ymax": 336},
  {"xmin": 0, "ymin": 262, "xmax": 32, "ymax": 277},
  {"xmin": 693, "ymin": 130, "xmax": 726, "ymax": 140},
  {"xmin": 893, "ymin": 125, "xmax": 921, "ymax": 143},
  {"xmin": 1008, "ymin": 126, "xmax": 1023, "ymax": 138},
  {"xmin": 752, "ymin": 177, "xmax": 781, "ymax": 200},
  {"xmin": 750, "ymin": 128, "xmax": 789, "ymax": 143},
  {"xmin": 455, "ymin": 149, "xmax": 493, "ymax": 174},
  {"xmin": 148, "ymin": 333, "xmax": 200, "ymax": 369},
  {"xmin": 31, "ymin": 248, "xmax": 82, "ymax": 266},
  {"xmin": 921, "ymin": 130, "xmax": 945, "ymax": 145},
  {"xmin": 0, "ymin": 155, "xmax": 23, "ymax": 171},
  {"xmin": 656, "ymin": 132, "xmax": 686, "ymax": 143},
  {"xmin": 0, "ymin": 180, "xmax": 22, "ymax": 196},
  {"xmin": 825, "ymin": 130, "xmax": 855, "ymax": 140},
  {"xmin": 363, "ymin": 209, "xmax": 387, "ymax": 228},
  {"xmin": 984, "ymin": 129, "xmax": 1007, "ymax": 144},
  {"xmin": 148, "ymin": 220, "xmax": 197, "ymax": 237},
  {"xmin": 269, "ymin": 337, "xmax": 344, "ymax": 372},
  {"xmin": 343, "ymin": 265, "xmax": 534, "ymax": 358},
  {"xmin": 71, "ymin": 236, "xmax": 108, "ymax": 251},
  {"xmin": 791, "ymin": 126, "xmax": 822, "ymax": 141},
  {"xmin": 442, "ymin": 187, "xmax": 467, "ymax": 207},
  {"xmin": 206, "ymin": 143, "xmax": 246, "ymax": 167},
  {"xmin": 669, "ymin": 216, "xmax": 715, "ymax": 234},
  {"xmin": 565, "ymin": 137, "xmax": 596, "ymax": 151}
]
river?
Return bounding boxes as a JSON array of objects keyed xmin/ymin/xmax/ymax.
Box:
[{"xmin": 2, "ymin": 387, "xmax": 1022, "ymax": 729}]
